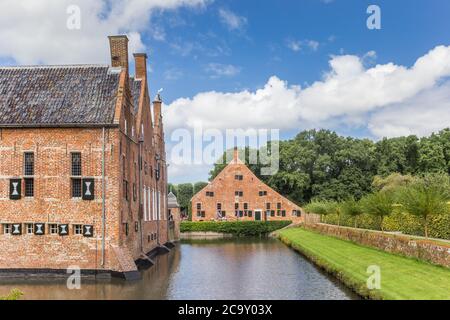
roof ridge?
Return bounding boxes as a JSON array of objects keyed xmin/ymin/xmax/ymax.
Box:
[{"xmin": 0, "ymin": 64, "xmax": 110, "ymax": 70}]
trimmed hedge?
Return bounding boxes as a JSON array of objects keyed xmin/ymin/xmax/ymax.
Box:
[
  {"xmin": 180, "ymin": 221, "xmax": 292, "ymax": 236},
  {"xmin": 322, "ymin": 212, "xmax": 450, "ymax": 239}
]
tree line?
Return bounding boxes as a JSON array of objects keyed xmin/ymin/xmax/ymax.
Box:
[{"xmin": 210, "ymin": 128, "xmax": 450, "ymax": 205}]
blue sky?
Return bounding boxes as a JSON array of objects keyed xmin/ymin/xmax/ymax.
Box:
[
  {"xmin": 1, "ymin": 0, "xmax": 450, "ymax": 183},
  {"xmin": 145, "ymin": 0, "xmax": 450, "ymax": 103}
]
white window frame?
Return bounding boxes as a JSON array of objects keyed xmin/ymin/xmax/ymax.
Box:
[
  {"xmin": 74, "ymin": 224, "xmax": 83, "ymax": 235},
  {"xmin": 49, "ymin": 224, "xmax": 58, "ymax": 235},
  {"xmin": 26, "ymin": 223, "xmax": 34, "ymax": 234}
]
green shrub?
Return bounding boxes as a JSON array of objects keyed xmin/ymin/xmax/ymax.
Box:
[
  {"xmin": 180, "ymin": 221, "xmax": 292, "ymax": 236},
  {"xmin": 0, "ymin": 289, "xmax": 23, "ymax": 300},
  {"xmin": 397, "ymin": 173, "xmax": 450, "ymax": 238}
]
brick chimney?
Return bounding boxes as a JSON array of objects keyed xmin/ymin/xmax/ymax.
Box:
[
  {"xmin": 133, "ymin": 53, "xmax": 147, "ymax": 79},
  {"xmin": 153, "ymin": 92, "xmax": 162, "ymax": 130},
  {"xmin": 108, "ymin": 35, "xmax": 129, "ymax": 70}
]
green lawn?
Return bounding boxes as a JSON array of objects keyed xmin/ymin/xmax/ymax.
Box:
[{"xmin": 277, "ymin": 227, "xmax": 450, "ymax": 300}]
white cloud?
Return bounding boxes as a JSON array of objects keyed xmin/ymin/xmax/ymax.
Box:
[
  {"xmin": 205, "ymin": 63, "xmax": 241, "ymax": 78},
  {"xmin": 368, "ymin": 81, "xmax": 450, "ymax": 138},
  {"xmin": 0, "ymin": 0, "xmax": 208, "ymax": 65},
  {"xmin": 287, "ymin": 40, "xmax": 302, "ymax": 52},
  {"xmin": 164, "ymin": 45, "xmax": 450, "ymax": 136},
  {"xmin": 164, "ymin": 68, "xmax": 184, "ymax": 81},
  {"xmin": 306, "ymin": 40, "xmax": 320, "ymax": 51},
  {"xmin": 218, "ymin": 8, "xmax": 247, "ymax": 31},
  {"xmin": 286, "ymin": 39, "xmax": 320, "ymax": 52}
]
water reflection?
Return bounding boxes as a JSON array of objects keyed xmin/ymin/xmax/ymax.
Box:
[{"xmin": 0, "ymin": 238, "xmax": 358, "ymax": 300}]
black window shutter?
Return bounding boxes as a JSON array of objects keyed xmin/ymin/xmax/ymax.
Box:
[
  {"xmin": 59, "ymin": 224, "xmax": 69, "ymax": 236},
  {"xmin": 82, "ymin": 178, "xmax": 95, "ymax": 200},
  {"xmin": 9, "ymin": 179, "xmax": 21, "ymax": 200},
  {"xmin": 83, "ymin": 225, "xmax": 94, "ymax": 237},
  {"xmin": 34, "ymin": 223, "xmax": 45, "ymax": 235},
  {"xmin": 12, "ymin": 223, "xmax": 22, "ymax": 235}
]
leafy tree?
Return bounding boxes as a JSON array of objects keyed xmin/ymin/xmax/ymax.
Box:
[
  {"xmin": 341, "ymin": 197, "xmax": 364, "ymax": 228},
  {"xmin": 372, "ymin": 173, "xmax": 415, "ymax": 192},
  {"xmin": 167, "ymin": 183, "xmax": 178, "ymax": 196},
  {"xmin": 398, "ymin": 174, "xmax": 450, "ymax": 238},
  {"xmin": 361, "ymin": 191, "xmax": 396, "ymax": 231},
  {"xmin": 177, "ymin": 183, "xmax": 194, "ymax": 219},
  {"xmin": 193, "ymin": 182, "xmax": 208, "ymax": 194}
]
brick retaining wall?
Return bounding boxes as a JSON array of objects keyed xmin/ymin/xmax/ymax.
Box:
[{"xmin": 304, "ymin": 223, "xmax": 450, "ymax": 269}]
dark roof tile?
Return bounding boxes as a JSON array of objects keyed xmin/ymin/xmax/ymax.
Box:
[{"xmin": 0, "ymin": 65, "xmax": 121, "ymax": 126}]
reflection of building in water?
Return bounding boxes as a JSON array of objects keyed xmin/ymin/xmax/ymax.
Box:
[
  {"xmin": 0, "ymin": 35, "xmax": 178, "ymax": 280},
  {"xmin": 191, "ymin": 148, "xmax": 308, "ymax": 223}
]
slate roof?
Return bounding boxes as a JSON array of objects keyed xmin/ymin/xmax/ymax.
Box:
[
  {"xmin": 0, "ymin": 65, "xmax": 123, "ymax": 127},
  {"xmin": 168, "ymin": 192, "xmax": 180, "ymax": 208},
  {"xmin": 130, "ymin": 77, "xmax": 142, "ymax": 114}
]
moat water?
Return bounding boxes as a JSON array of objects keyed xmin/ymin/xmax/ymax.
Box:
[{"xmin": 0, "ymin": 238, "xmax": 358, "ymax": 300}]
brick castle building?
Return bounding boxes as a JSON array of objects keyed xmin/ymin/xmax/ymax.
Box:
[
  {"xmin": 0, "ymin": 35, "xmax": 174, "ymax": 279},
  {"xmin": 191, "ymin": 149, "xmax": 304, "ymax": 222}
]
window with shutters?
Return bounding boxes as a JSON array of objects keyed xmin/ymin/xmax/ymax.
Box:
[
  {"xmin": 73, "ymin": 224, "xmax": 82, "ymax": 235},
  {"xmin": 217, "ymin": 203, "xmax": 222, "ymax": 210},
  {"xmin": 71, "ymin": 153, "xmax": 82, "ymax": 198}
]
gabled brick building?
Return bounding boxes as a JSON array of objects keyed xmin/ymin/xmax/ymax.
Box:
[
  {"xmin": 191, "ymin": 149, "xmax": 304, "ymax": 223},
  {"xmin": 0, "ymin": 35, "xmax": 173, "ymax": 279}
]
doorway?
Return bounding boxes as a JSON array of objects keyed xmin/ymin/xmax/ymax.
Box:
[{"xmin": 254, "ymin": 210, "xmax": 262, "ymax": 221}]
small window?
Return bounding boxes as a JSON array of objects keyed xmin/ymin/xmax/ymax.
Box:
[
  {"xmin": 259, "ymin": 190, "xmax": 267, "ymax": 196},
  {"xmin": 235, "ymin": 203, "xmax": 239, "ymax": 210},
  {"xmin": 49, "ymin": 224, "xmax": 58, "ymax": 235},
  {"xmin": 235, "ymin": 191, "xmax": 243, "ymax": 197},
  {"xmin": 196, "ymin": 203, "xmax": 202, "ymax": 210},
  {"xmin": 271, "ymin": 210, "xmax": 275, "ymax": 217},
  {"xmin": 73, "ymin": 224, "xmax": 83, "ymax": 235},
  {"xmin": 26, "ymin": 223, "xmax": 34, "ymax": 234},
  {"xmin": 266, "ymin": 203, "xmax": 271, "ymax": 210},
  {"xmin": 248, "ymin": 211, "xmax": 253, "ymax": 218},
  {"xmin": 3, "ymin": 224, "xmax": 11, "ymax": 234},
  {"xmin": 24, "ymin": 178, "xmax": 34, "ymax": 197},
  {"xmin": 72, "ymin": 178, "xmax": 82, "ymax": 198},
  {"xmin": 217, "ymin": 203, "xmax": 222, "ymax": 210},
  {"xmin": 243, "ymin": 203, "xmax": 248, "ymax": 210},
  {"xmin": 24, "ymin": 152, "xmax": 34, "ymax": 176},
  {"xmin": 71, "ymin": 153, "xmax": 82, "ymax": 176},
  {"xmin": 235, "ymin": 175, "xmax": 243, "ymax": 181},
  {"xmin": 201, "ymin": 211, "xmax": 206, "ymax": 218},
  {"xmin": 197, "ymin": 211, "xmax": 202, "ymax": 217},
  {"xmin": 281, "ymin": 210, "xmax": 286, "ymax": 217},
  {"xmin": 277, "ymin": 202, "xmax": 282, "ymax": 210},
  {"xmin": 123, "ymin": 180, "xmax": 129, "ymax": 200},
  {"xmin": 206, "ymin": 191, "xmax": 214, "ymax": 197}
]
